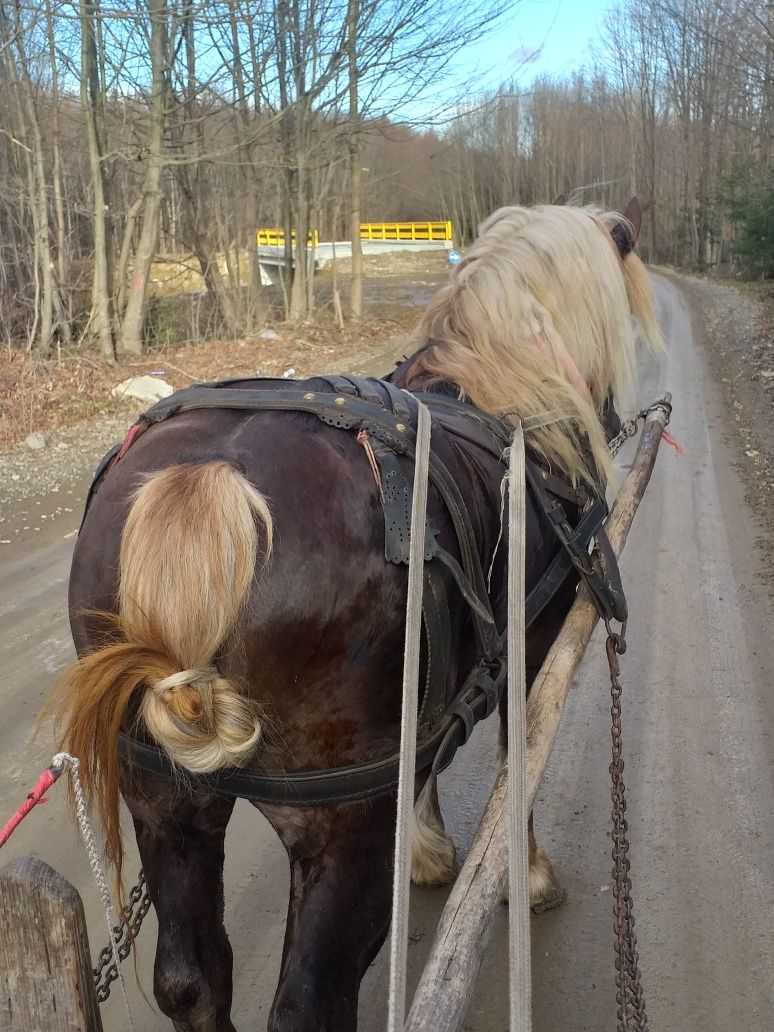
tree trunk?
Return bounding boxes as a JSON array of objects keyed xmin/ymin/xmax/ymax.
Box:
[
  {"xmin": 227, "ymin": 0, "xmax": 265, "ymax": 333},
  {"xmin": 115, "ymin": 197, "xmax": 143, "ymax": 316},
  {"xmin": 288, "ymin": 163, "xmax": 309, "ymax": 321},
  {"xmin": 80, "ymin": 0, "xmax": 115, "ymax": 360},
  {"xmin": 348, "ymin": 0, "xmax": 363, "ymax": 320},
  {"xmin": 5, "ymin": 3, "xmax": 55, "ymax": 356},
  {"xmin": 119, "ymin": 0, "xmax": 167, "ymax": 354},
  {"xmin": 46, "ymin": 0, "xmax": 72, "ymax": 347},
  {"xmin": 192, "ymin": 234, "xmax": 241, "ymax": 335}
]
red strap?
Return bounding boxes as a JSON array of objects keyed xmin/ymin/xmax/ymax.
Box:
[
  {"xmin": 108, "ymin": 420, "xmax": 146, "ymax": 472},
  {"xmin": 661, "ymin": 430, "xmax": 684, "ymax": 455},
  {"xmin": 0, "ymin": 767, "xmax": 60, "ymax": 848}
]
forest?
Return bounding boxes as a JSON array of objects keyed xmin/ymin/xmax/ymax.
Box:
[{"xmin": 0, "ymin": 0, "xmax": 772, "ymax": 356}]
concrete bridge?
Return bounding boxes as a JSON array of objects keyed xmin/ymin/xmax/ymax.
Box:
[
  {"xmin": 257, "ymin": 239, "xmax": 451, "ymax": 285},
  {"xmin": 256, "ymin": 221, "xmax": 453, "ymax": 285}
]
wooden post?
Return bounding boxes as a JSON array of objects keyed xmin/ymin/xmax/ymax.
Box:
[
  {"xmin": 0, "ymin": 855, "xmax": 103, "ymax": 1032},
  {"xmin": 406, "ymin": 396, "xmax": 672, "ymax": 1032}
]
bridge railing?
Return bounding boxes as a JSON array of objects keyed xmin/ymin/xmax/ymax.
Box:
[
  {"xmin": 256, "ymin": 221, "xmax": 453, "ymax": 247},
  {"xmin": 359, "ymin": 221, "xmax": 452, "ymax": 241},
  {"xmin": 256, "ymin": 228, "xmax": 320, "ymax": 248}
]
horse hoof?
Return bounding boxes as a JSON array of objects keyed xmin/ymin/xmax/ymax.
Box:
[
  {"xmin": 530, "ymin": 885, "xmax": 568, "ymax": 914},
  {"xmin": 501, "ymin": 882, "xmax": 567, "ymax": 911},
  {"xmin": 411, "ymin": 788, "xmax": 457, "ymax": 887},
  {"xmin": 411, "ymin": 834, "xmax": 457, "ymax": 887}
]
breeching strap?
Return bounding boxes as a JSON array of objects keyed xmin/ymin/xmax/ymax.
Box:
[
  {"xmin": 507, "ymin": 424, "xmax": 531, "ymax": 1032},
  {"xmin": 387, "ymin": 398, "xmax": 432, "ymax": 1032}
]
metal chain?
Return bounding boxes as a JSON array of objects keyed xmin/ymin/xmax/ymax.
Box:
[
  {"xmin": 93, "ymin": 871, "xmax": 151, "ymax": 1003},
  {"xmin": 609, "ymin": 399, "xmax": 673, "ymax": 459},
  {"xmin": 606, "ymin": 633, "xmax": 649, "ymax": 1032},
  {"xmin": 608, "ymin": 416, "xmax": 645, "ymax": 458}
]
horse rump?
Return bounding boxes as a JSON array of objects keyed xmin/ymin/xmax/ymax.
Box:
[{"xmin": 49, "ymin": 460, "xmax": 272, "ymax": 877}]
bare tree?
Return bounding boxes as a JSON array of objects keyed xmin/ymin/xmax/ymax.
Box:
[
  {"xmin": 119, "ymin": 0, "xmax": 169, "ymax": 353},
  {"xmin": 79, "ymin": 0, "xmax": 115, "ymax": 358},
  {"xmin": 1, "ymin": 1, "xmax": 55, "ymax": 353}
]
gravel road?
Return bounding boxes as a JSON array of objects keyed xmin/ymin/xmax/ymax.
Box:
[{"xmin": 1, "ymin": 274, "xmax": 772, "ymax": 1031}]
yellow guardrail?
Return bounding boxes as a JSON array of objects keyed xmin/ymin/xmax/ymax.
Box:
[
  {"xmin": 359, "ymin": 221, "xmax": 452, "ymax": 241},
  {"xmin": 257, "ymin": 221, "xmax": 453, "ymax": 247},
  {"xmin": 257, "ymin": 228, "xmax": 320, "ymax": 248}
]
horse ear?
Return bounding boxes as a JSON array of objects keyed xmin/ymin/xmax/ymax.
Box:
[
  {"xmin": 611, "ymin": 196, "xmax": 642, "ymax": 258},
  {"xmin": 552, "ymin": 193, "xmax": 566, "ymax": 205}
]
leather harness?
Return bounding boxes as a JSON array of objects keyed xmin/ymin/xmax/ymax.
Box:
[{"xmin": 82, "ymin": 374, "xmax": 626, "ymax": 806}]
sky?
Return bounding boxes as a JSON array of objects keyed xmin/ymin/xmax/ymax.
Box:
[{"xmin": 454, "ymin": 0, "xmax": 613, "ymax": 96}]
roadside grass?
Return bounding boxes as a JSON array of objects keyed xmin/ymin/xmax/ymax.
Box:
[
  {"xmin": 0, "ymin": 309, "xmax": 415, "ymax": 452},
  {"xmin": 0, "ymin": 249, "xmax": 447, "ymax": 451}
]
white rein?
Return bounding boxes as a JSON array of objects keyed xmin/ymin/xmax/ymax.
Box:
[{"xmin": 387, "ymin": 400, "xmax": 531, "ymax": 1032}]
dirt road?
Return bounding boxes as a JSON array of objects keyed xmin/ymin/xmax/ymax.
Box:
[{"xmin": 1, "ymin": 275, "xmax": 773, "ymax": 1031}]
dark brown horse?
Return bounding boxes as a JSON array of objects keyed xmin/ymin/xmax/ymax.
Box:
[{"xmin": 55, "ymin": 201, "xmax": 661, "ymax": 1031}]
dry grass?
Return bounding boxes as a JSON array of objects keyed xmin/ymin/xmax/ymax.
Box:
[
  {"xmin": 145, "ymin": 249, "xmax": 256, "ymax": 296},
  {"xmin": 0, "ymin": 248, "xmax": 446, "ymax": 451},
  {"xmin": 145, "ymin": 246, "xmax": 449, "ymax": 294},
  {"xmin": 0, "ymin": 310, "xmax": 415, "ymax": 451}
]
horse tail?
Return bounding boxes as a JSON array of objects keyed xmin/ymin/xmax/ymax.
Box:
[{"xmin": 54, "ymin": 461, "xmax": 272, "ymax": 876}]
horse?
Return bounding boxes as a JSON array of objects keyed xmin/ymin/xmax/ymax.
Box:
[{"xmin": 51, "ymin": 199, "xmax": 661, "ymax": 1032}]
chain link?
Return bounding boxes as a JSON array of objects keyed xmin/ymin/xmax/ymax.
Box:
[
  {"xmin": 608, "ymin": 399, "xmax": 673, "ymax": 459},
  {"xmin": 606, "ymin": 632, "xmax": 649, "ymax": 1032},
  {"xmin": 608, "ymin": 418, "xmax": 641, "ymax": 458},
  {"xmin": 93, "ymin": 871, "xmax": 151, "ymax": 1003}
]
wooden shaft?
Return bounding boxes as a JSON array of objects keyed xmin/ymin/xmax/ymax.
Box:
[
  {"xmin": 0, "ymin": 855, "xmax": 103, "ymax": 1031},
  {"xmin": 406, "ymin": 396, "xmax": 671, "ymax": 1032}
]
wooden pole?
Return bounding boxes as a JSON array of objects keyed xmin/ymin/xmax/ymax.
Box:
[
  {"xmin": 0, "ymin": 855, "xmax": 103, "ymax": 1032},
  {"xmin": 406, "ymin": 396, "xmax": 672, "ymax": 1032}
]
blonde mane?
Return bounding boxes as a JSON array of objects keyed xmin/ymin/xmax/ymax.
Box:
[{"xmin": 407, "ymin": 204, "xmax": 663, "ymax": 484}]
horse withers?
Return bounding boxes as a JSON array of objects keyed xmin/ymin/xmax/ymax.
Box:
[{"xmin": 53, "ymin": 199, "xmax": 661, "ymax": 1032}]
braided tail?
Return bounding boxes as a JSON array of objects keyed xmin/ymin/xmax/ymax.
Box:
[{"xmin": 51, "ymin": 461, "xmax": 272, "ymax": 879}]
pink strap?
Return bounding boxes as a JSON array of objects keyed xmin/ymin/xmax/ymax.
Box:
[
  {"xmin": 0, "ymin": 767, "xmax": 60, "ymax": 847},
  {"xmin": 661, "ymin": 431, "xmax": 684, "ymax": 454}
]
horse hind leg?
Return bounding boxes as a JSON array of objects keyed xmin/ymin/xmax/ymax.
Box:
[
  {"xmin": 501, "ymin": 814, "xmax": 566, "ymax": 912},
  {"xmin": 499, "ymin": 658, "xmax": 567, "ymax": 912},
  {"xmin": 124, "ymin": 772, "xmax": 238, "ymax": 1032},
  {"xmin": 261, "ymin": 795, "xmax": 397, "ymax": 1032},
  {"xmin": 527, "ymin": 812, "xmax": 567, "ymax": 913},
  {"xmin": 411, "ymin": 774, "xmax": 456, "ymax": 887}
]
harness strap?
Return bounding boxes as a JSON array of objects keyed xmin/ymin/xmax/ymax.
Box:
[
  {"xmin": 387, "ymin": 395, "xmax": 430, "ymax": 1032},
  {"xmin": 116, "ymin": 651, "xmax": 504, "ymax": 806},
  {"xmin": 428, "ymin": 659, "xmax": 503, "ymax": 778},
  {"xmin": 419, "ymin": 562, "xmax": 452, "ymax": 729},
  {"xmin": 422, "ymin": 442, "xmax": 502, "ymax": 660},
  {"xmin": 530, "ymin": 464, "xmax": 589, "ymax": 508},
  {"xmin": 594, "ymin": 525, "xmax": 628, "ymax": 621},
  {"xmin": 525, "ymin": 461, "xmax": 627, "ymax": 624},
  {"xmin": 367, "ymin": 437, "xmax": 496, "ymax": 629},
  {"xmin": 371, "ymin": 443, "xmax": 414, "ymax": 564},
  {"xmin": 524, "ymin": 491, "xmax": 608, "ymax": 626},
  {"xmin": 411, "ymin": 392, "xmax": 510, "ymax": 460},
  {"xmin": 431, "ymin": 546, "xmax": 496, "ymax": 625}
]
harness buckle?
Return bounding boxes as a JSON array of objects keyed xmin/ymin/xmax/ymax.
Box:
[
  {"xmin": 477, "ymin": 671, "xmax": 500, "ymax": 719},
  {"xmin": 448, "ymin": 700, "xmax": 476, "ymax": 743}
]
